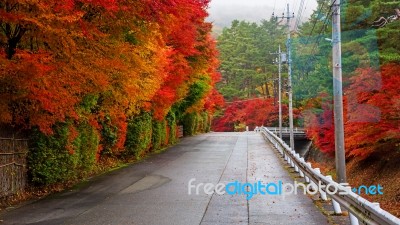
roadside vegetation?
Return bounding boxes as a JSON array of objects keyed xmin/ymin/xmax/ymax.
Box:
[{"xmin": 0, "ymin": 0, "xmax": 224, "ymax": 203}]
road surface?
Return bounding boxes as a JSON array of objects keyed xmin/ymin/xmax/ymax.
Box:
[{"xmin": 1, "ymin": 132, "xmax": 329, "ymax": 225}]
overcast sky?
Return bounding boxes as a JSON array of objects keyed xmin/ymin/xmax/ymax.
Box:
[
  {"xmin": 207, "ymin": 0, "xmax": 318, "ymax": 29},
  {"xmin": 210, "ymin": 0, "xmax": 309, "ymax": 7}
]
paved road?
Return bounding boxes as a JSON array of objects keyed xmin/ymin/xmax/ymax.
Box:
[{"xmin": 1, "ymin": 132, "xmax": 329, "ymax": 225}]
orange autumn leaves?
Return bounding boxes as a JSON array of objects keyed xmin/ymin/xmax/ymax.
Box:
[{"xmin": 0, "ymin": 0, "xmax": 222, "ymax": 139}]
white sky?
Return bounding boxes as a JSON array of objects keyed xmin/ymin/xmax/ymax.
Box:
[
  {"xmin": 207, "ymin": 0, "xmax": 318, "ymax": 28},
  {"xmin": 209, "ymin": 0, "xmax": 317, "ymax": 11}
]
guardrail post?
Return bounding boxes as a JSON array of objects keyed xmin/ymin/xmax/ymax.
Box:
[
  {"xmin": 294, "ymin": 153, "xmax": 300, "ymax": 172},
  {"xmin": 308, "ymin": 168, "xmax": 319, "ymax": 191},
  {"xmin": 314, "ymin": 168, "xmax": 327, "ymax": 201},
  {"xmin": 349, "ymin": 213, "xmax": 359, "ymax": 225},
  {"xmin": 326, "ymin": 175, "xmax": 342, "ymax": 214},
  {"xmin": 278, "ymin": 145, "xmax": 283, "ymax": 155},
  {"xmin": 294, "ymin": 163, "xmax": 299, "ymax": 172},
  {"xmin": 299, "ymin": 158, "xmax": 305, "ymax": 178},
  {"xmin": 304, "ymin": 162, "xmax": 312, "ymax": 183},
  {"xmin": 288, "ymin": 150, "xmax": 294, "ymax": 167},
  {"xmin": 290, "ymin": 157, "xmax": 295, "ymax": 168}
]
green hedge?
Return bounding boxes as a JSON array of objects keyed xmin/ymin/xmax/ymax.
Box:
[
  {"xmin": 204, "ymin": 113, "xmax": 211, "ymax": 132},
  {"xmin": 166, "ymin": 111, "xmax": 177, "ymax": 144},
  {"xmin": 201, "ymin": 112, "xmax": 210, "ymax": 133},
  {"xmin": 197, "ymin": 113, "xmax": 204, "ymax": 133},
  {"xmin": 125, "ymin": 112, "xmax": 152, "ymax": 158},
  {"xmin": 182, "ymin": 112, "xmax": 211, "ymax": 136},
  {"xmin": 28, "ymin": 122, "xmax": 99, "ymax": 185},
  {"xmin": 182, "ymin": 113, "xmax": 197, "ymax": 136},
  {"xmin": 99, "ymin": 116, "xmax": 118, "ymax": 156},
  {"xmin": 152, "ymin": 120, "xmax": 167, "ymax": 150},
  {"xmin": 74, "ymin": 123, "xmax": 99, "ymax": 173},
  {"xmin": 27, "ymin": 110, "xmax": 210, "ymax": 186}
]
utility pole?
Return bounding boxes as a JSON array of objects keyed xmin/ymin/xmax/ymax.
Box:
[
  {"xmin": 278, "ymin": 45, "xmax": 283, "ymax": 140},
  {"xmin": 332, "ymin": 0, "xmax": 347, "ymax": 183},
  {"xmin": 276, "ymin": 4, "xmax": 295, "ymax": 150},
  {"xmin": 270, "ymin": 46, "xmax": 283, "ymax": 139},
  {"xmin": 286, "ymin": 4, "xmax": 295, "ymax": 151}
]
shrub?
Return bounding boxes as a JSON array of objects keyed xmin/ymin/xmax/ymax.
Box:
[
  {"xmin": 182, "ymin": 113, "xmax": 198, "ymax": 136},
  {"xmin": 166, "ymin": 111, "xmax": 177, "ymax": 144},
  {"xmin": 202, "ymin": 112, "xmax": 211, "ymax": 132},
  {"xmin": 197, "ymin": 113, "xmax": 204, "ymax": 133},
  {"xmin": 234, "ymin": 123, "xmax": 246, "ymax": 132},
  {"xmin": 28, "ymin": 124, "xmax": 77, "ymax": 185},
  {"xmin": 28, "ymin": 122, "xmax": 100, "ymax": 185},
  {"xmin": 99, "ymin": 115, "xmax": 118, "ymax": 157},
  {"xmin": 125, "ymin": 112, "xmax": 152, "ymax": 158},
  {"xmin": 152, "ymin": 119, "xmax": 167, "ymax": 150},
  {"xmin": 73, "ymin": 122, "xmax": 99, "ymax": 173}
]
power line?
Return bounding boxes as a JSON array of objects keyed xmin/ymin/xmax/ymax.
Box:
[
  {"xmin": 304, "ymin": 0, "xmax": 328, "ymax": 45},
  {"xmin": 294, "ymin": 0, "xmax": 307, "ymax": 32},
  {"xmin": 307, "ymin": 0, "xmax": 338, "ymax": 63},
  {"xmin": 293, "ymin": 0, "xmax": 338, "ymax": 80},
  {"xmin": 299, "ymin": 0, "xmax": 310, "ymax": 32}
]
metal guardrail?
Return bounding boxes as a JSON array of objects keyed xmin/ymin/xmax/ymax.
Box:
[
  {"xmin": 261, "ymin": 127, "xmax": 400, "ymax": 225},
  {"xmin": 266, "ymin": 127, "xmax": 306, "ymax": 133},
  {"xmin": 265, "ymin": 127, "xmax": 307, "ymax": 139}
]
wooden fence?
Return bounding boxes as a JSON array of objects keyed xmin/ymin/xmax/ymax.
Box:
[
  {"xmin": 177, "ymin": 126, "xmax": 184, "ymax": 138},
  {"xmin": 0, "ymin": 128, "xmax": 28, "ymax": 198}
]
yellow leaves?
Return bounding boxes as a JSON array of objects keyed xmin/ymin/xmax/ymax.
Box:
[{"xmin": 186, "ymin": 98, "xmax": 206, "ymax": 114}]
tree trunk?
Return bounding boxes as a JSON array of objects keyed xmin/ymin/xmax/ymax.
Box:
[
  {"xmin": 5, "ymin": 24, "xmax": 25, "ymax": 60},
  {"xmin": 265, "ymin": 81, "xmax": 270, "ymax": 98}
]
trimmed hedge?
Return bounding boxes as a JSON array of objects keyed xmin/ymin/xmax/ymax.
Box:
[
  {"xmin": 166, "ymin": 111, "xmax": 177, "ymax": 144},
  {"xmin": 182, "ymin": 112, "xmax": 211, "ymax": 135},
  {"xmin": 204, "ymin": 112, "xmax": 211, "ymax": 132},
  {"xmin": 74, "ymin": 123, "xmax": 99, "ymax": 173},
  {"xmin": 99, "ymin": 116, "xmax": 118, "ymax": 156},
  {"xmin": 182, "ymin": 113, "xmax": 197, "ymax": 136},
  {"xmin": 28, "ymin": 122, "xmax": 99, "ymax": 185},
  {"xmin": 152, "ymin": 120, "xmax": 167, "ymax": 150},
  {"xmin": 125, "ymin": 112, "xmax": 152, "ymax": 158},
  {"xmin": 199, "ymin": 112, "xmax": 210, "ymax": 133},
  {"xmin": 27, "ymin": 110, "xmax": 211, "ymax": 186}
]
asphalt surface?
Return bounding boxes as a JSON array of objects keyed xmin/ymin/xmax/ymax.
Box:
[{"xmin": 1, "ymin": 132, "xmax": 330, "ymax": 225}]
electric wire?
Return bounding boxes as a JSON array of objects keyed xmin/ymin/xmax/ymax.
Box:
[
  {"xmin": 294, "ymin": 0, "xmax": 338, "ymax": 79},
  {"xmin": 294, "ymin": 0, "xmax": 307, "ymax": 32}
]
